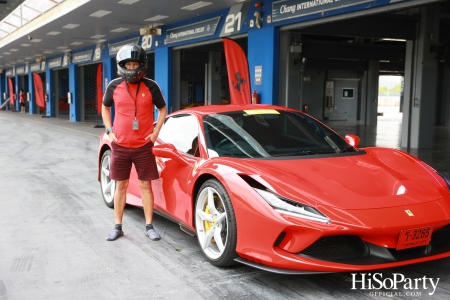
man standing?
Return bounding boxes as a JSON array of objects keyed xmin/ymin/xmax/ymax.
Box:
[
  {"xmin": 102, "ymin": 44, "xmax": 167, "ymax": 241},
  {"xmin": 19, "ymin": 89, "xmax": 26, "ymax": 113}
]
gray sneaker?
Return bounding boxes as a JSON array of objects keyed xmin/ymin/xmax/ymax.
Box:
[
  {"xmin": 106, "ymin": 229, "xmax": 124, "ymax": 241},
  {"xmin": 145, "ymin": 228, "xmax": 161, "ymax": 241}
]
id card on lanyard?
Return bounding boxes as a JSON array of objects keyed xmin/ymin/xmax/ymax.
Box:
[{"xmin": 126, "ymin": 82, "xmax": 141, "ymax": 130}]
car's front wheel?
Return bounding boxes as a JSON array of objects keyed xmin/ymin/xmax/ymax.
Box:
[
  {"xmin": 195, "ymin": 179, "xmax": 237, "ymax": 266},
  {"xmin": 100, "ymin": 149, "xmax": 115, "ymax": 208}
]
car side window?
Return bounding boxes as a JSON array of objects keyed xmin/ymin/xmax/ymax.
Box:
[{"xmin": 158, "ymin": 114, "xmax": 200, "ymax": 156}]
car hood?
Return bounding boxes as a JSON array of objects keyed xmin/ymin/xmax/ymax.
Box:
[{"xmin": 233, "ymin": 148, "xmax": 444, "ymax": 210}]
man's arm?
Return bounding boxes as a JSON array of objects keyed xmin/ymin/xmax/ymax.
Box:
[
  {"xmin": 147, "ymin": 105, "xmax": 167, "ymax": 143},
  {"xmin": 102, "ymin": 104, "xmax": 117, "ymax": 142}
]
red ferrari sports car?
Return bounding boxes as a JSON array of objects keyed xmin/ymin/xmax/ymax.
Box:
[{"xmin": 98, "ymin": 104, "xmax": 450, "ymax": 274}]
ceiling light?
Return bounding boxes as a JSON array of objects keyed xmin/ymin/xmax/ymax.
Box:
[
  {"xmin": 90, "ymin": 10, "xmax": 112, "ymax": 18},
  {"xmin": 3, "ymin": 52, "xmax": 11, "ymax": 55},
  {"xmin": 57, "ymin": 46, "xmax": 68, "ymax": 49},
  {"xmin": 181, "ymin": 1, "xmax": 212, "ymax": 10},
  {"xmin": 145, "ymin": 15, "xmax": 168, "ymax": 22},
  {"xmin": 21, "ymin": 44, "xmax": 31, "ymax": 47},
  {"xmin": 381, "ymin": 38, "xmax": 407, "ymax": 42},
  {"xmin": 34, "ymin": 54, "xmax": 43, "ymax": 56},
  {"xmin": 111, "ymin": 28, "xmax": 129, "ymax": 33},
  {"xmin": 70, "ymin": 42, "xmax": 83, "ymax": 45},
  {"xmin": 17, "ymin": 60, "xmax": 24, "ymax": 62},
  {"xmin": 91, "ymin": 34, "xmax": 106, "ymax": 39},
  {"xmin": 10, "ymin": 49, "xmax": 18, "ymax": 51},
  {"xmin": 63, "ymin": 24, "xmax": 80, "ymax": 29},
  {"xmin": 119, "ymin": 0, "xmax": 140, "ymax": 4},
  {"xmin": 47, "ymin": 31, "xmax": 61, "ymax": 35},
  {"xmin": 43, "ymin": 51, "xmax": 53, "ymax": 54},
  {"xmin": 30, "ymin": 39, "xmax": 42, "ymax": 43}
]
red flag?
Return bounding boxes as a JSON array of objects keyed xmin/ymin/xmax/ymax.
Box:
[
  {"xmin": 8, "ymin": 78, "xmax": 14, "ymax": 105},
  {"xmin": 96, "ymin": 63, "xmax": 103, "ymax": 114},
  {"xmin": 33, "ymin": 73, "xmax": 45, "ymax": 108},
  {"xmin": 222, "ymin": 38, "xmax": 251, "ymax": 105}
]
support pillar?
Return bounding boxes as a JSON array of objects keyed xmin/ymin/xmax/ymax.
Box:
[
  {"xmin": 68, "ymin": 64, "xmax": 78, "ymax": 122},
  {"xmin": 207, "ymin": 52, "xmax": 222, "ymax": 105},
  {"xmin": 279, "ymin": 31, "xmax": 301, "ymax": 110},
  {"xmin": 365, "ymin": 61, "xmax": 379, "ymax": 126},
  {"xmin": 172, "ymin": 50, "xmax": 180, "ymax": 112},
  {"xmin": 248, "ymin": 26, "xmax": 280, "ymax": 105},
  {"xmin": 0, "ymin": 72, "xmax": 5, "ymax": 107},
  {"xmin": 155, "ymin": 47, "xmax": 173, "ymax": 114},
  {"xmin": 28, "ymin": 71, "xmax": 36, "ymax": 114},
  {"xmin": 45, "ymin": 68, "xmax": 54, "ymax": 117},
  {"xmin": 401, "ymin": 4, "xmax": 440, "ymax": 148},
  {"xmin": 102, "ymin": 56, "xmax": 115, "ymax": 123},
  {"xmin": 15, "ymin": 74, "xmax": 20, "ymax": 111}
]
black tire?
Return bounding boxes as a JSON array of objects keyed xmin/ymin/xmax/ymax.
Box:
[
  {"xmin": 195, "ymin": 179, "xmax": 238, "ymax": 267},
  {"xmin": 100, "ymin": 150, "xmax": 115, "ymax": 208}
]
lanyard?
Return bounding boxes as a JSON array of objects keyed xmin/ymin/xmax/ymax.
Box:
[{"xmin": 126, "ymin": 82, "xmax": 141, "ymax": 119}]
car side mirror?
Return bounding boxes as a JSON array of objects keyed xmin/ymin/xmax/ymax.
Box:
[
  {"xmin": 344, "ymin": 134, "xmax": 360, "ymax": 148},
  {"xmin": 152, "ymin": 144, "xmax": 190, "ymax": 165}
]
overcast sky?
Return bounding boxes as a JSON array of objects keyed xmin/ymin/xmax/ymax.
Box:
[{"xmin": 379, "ymin": 75, "xmax": 402, "ymax": 88}]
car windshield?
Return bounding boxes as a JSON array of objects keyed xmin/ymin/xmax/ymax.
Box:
[{"xmin": 202, "ymin": 109, "xmax": 354, "ymax": 158}]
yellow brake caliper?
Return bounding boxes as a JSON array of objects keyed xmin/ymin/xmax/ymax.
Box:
[{"xmin": 203, "ymin": 197, "xmax": 218, "ymax": 243}]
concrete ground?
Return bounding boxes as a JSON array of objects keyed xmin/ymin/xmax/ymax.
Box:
[{"xmin": 0, "ymin": 109, "xmax": 449, "ymax": 300}]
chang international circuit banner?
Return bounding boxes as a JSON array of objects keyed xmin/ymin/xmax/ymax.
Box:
[
  {"xmin": 165, "ymin": 17, "xmax": 220, "ymax": 44},
  {"xmin": 272, "ymin": 0, "xmax": 406, "ymax": 22}
]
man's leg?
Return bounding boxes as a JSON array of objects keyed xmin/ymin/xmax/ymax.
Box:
[
  {"xmin": 106, "ymin": 179, "xmax": 129, "ymax": 241},
  {"xmin": 140, "ymin": 180, "xmax": 154, "ymax": 224},
  {"xmin": 140, "ymin": 180, "xmax": 160, "ymax": 240},
  {"xmin": 114, "ymin": 179, "xmax": 129, "ymax": 224}
]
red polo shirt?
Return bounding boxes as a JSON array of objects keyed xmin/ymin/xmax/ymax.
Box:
[{"xmin": 103, "ymin": 77, "xmax": 166, "ymax": 148}]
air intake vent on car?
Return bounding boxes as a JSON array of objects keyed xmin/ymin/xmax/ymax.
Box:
[
  {"xmin": 431, "ymin": 223, "xmax": 450, "ymax": 246},
  {"xmin": 300, "ymin": 235, "xmax": 370, "ymax": 261}
]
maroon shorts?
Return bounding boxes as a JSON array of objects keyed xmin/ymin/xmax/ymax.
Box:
[{"xmin": 110, "ymin": 142, "xmax": 159, "ymax": 181}]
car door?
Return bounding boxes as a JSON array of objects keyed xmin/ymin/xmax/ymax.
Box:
[{"xmin": 152, "ymin": 114, "xmax": 201, "ymax": 225}]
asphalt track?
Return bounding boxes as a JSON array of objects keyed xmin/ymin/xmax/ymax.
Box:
[{"xmin": 0, "ymin": 111, "xmax": 449, "ymax": 300}]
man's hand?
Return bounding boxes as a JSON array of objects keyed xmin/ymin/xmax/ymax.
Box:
[
  {"xmin": 108, "ymin": 132, "xmax": 118, "ymax": 143},
  {"xmin": 145, "ymin": 132, "xmax": 157, "ymax": 143}
]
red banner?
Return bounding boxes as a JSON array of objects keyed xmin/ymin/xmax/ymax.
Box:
[
  {"xmin": 222, "ymin": 38, "xmax": 251, "ymax": 105},
  {"xmin": 33, "ymin": 73, "xmax": 45, "ymax": 108},
  {"xmin": 8, "ymin": 78, "xmax": 15, "ymax": 105},
  {"xmin": 96, "ymin": 63, "xmax": 103, "ymax": 114}
]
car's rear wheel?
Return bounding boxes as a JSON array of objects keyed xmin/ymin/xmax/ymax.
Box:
[
  {"xmin": 195, "ymin": 179, "xmax": 237, "ymax": 266},
  {"xmin": 100, "ymin": 150, "xmax": 115, "ymax": 208}
]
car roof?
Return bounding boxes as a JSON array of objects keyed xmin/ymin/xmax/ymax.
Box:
[{"xmin": 169, "ymin": 104, "xmax": 300, "ymax": 118}]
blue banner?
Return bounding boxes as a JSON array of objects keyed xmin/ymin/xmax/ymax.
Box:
[
  {"xmin": 272, "ymin": 0, "xmax": 386, "ymax": 22},
  {"xmin": 165, "ymin": 17, "xmax": 220, "ymax": 44}
]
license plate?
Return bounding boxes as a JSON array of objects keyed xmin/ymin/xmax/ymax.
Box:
[{"xmin": 396, "ymin": 226, "xmax": 433, "ymax": 250}]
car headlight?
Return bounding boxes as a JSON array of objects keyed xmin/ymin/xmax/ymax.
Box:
[{"xmin": 254, "ymin": 188, "xmax": 330, "ymax": 224}]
